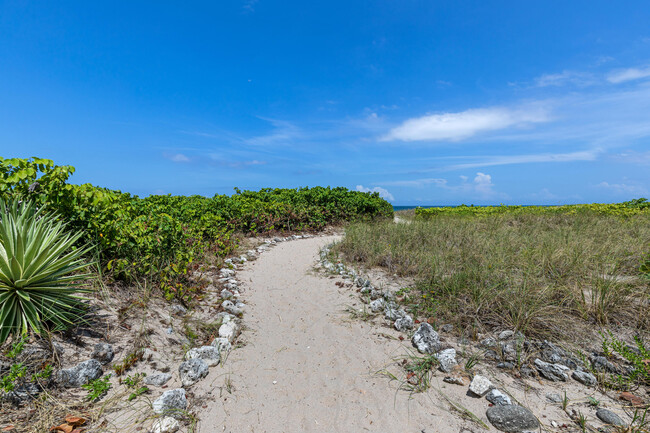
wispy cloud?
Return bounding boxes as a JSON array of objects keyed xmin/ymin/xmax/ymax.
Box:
[
  {"xmin": 245, "ymin": 118, "xmax": 302, "ymax": 146},
  {"xmin": 607, "ymin": 66, "xmax": 650, "ymax": 83},
  {"xmin": 164, "ymin": 153, "xmax": 191, "ymax": 163},
  {"xmin": 381, "ymin": 178, "xmax": 448, "ymax": 187},
  {"xmin": 444, "ymin": 148, "xmax": 602, "ymax": 171},
  {"xmin": 355, "ymin": 185, "xmax": 394, "ymax": 201},
  {"xmin": 597, "ymin": 181, "xmax": 648, "ymax": 195},
  {"xmin": 535, "ymin": 70, "xmax": 596, "ymax": 87},
  {"xmin": 376, "ymin": 172, "xmax": 503, "ymax": 200},
  {"xmin": 382, "ymin": 106, "xmax": 549, "ymax": 142}
]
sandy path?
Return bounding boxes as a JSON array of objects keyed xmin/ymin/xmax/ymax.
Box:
[{"xmin": 195, "ymin": 235, "xmax": 444, "ymax": 432}]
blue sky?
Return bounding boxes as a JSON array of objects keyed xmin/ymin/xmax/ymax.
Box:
[{"xmin": 1, "ymin": 1, "xmax": 649, "ymax": 205}]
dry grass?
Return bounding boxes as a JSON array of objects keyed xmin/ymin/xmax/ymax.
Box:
[{"xmin": 337, "ymin": 212, "xmax": 650, "ymax": 340}]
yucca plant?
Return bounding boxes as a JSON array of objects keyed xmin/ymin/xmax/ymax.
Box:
[{"xmin": 0, "ymin": 198, "xmax": 94, "ymax": 344}]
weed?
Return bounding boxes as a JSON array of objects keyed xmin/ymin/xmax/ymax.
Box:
[
  {"xmin": 82, "ymin": 374, "xmax": 112, "ymax": 402},
  {"xmin": 112, "ymin": 348, "xmax": 144, "ymax": 376},
  {"xmin": 402, "ymin": 353, "xmax": 439, "ymax": 393},
  {"xmin": 587, "ymin": 396, "xmax": 600, "ymax": 407},
  {"xmin": 464, "ymin": 350, "xmax": 483, "ymax": 371},
  {"xmin": 601, "ymin": 331, "xmax": 650, "ymax": 387},
  {"xmin": 562, "ymin": 391, "xmax": 570, "ymax": 411}
]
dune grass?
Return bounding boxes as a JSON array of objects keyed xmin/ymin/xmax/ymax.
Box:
[{"xmin": 337, "ymin": 212, "xmax": 650, "ymax": 340}]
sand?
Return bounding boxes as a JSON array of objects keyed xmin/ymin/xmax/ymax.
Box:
[{"xmin": 194, "ymin": 235, "xmax": 628, "ymax": 433}]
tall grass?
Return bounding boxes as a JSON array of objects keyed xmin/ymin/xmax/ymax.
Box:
[{"xmin": 337, "ymin": 212, "xmax": 650, "ymax": 339}]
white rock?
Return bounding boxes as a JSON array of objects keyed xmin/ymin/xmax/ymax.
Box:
[
  {"xmin": 219, "ymin": 320, "xmax": 240, "ymax": 342},
  {"xmin": 152, "ymin": 389, "xmax": 187, "ymax": 417},
  {"xmin": 394, "ymin": 315, "xmax": 414, "ymax": 332},
  {"xmin": 144, "ymin": 373, "xmax": 172, "ymax": 387},
  {"xmin": 486, "ymin": 388, "xmax": 512, "ymax": 405},
  {"xmin": 185, "ymin": 346, "xmax": 221, "ymax": 367},
  {"xmin": 178, "ymin": 359, "xmax": 209, "ymax": 387},
  {"xmin": 151, "ymin": 416, "xmax": 180, "ymax": 433},
  {"xmin": 498, "ymin": 330, "xmax": 514, "ymax": 340},
  {"xmin": 369, "ymin": 298, "xmax": 385, "ymax": 312},
  {"xmin": 468, "ymin": 375, "xmax": 494, "ymax": 397},
  {"xmin": 411, "ymin": 323, "xmax": 441, "ymax": 354},
  {"xmin": 211, "ymin": 337, "xmax": 232, "ymax": 354},
  {"xmin": 435, "ymin": 348, "xmax": 457, "ymax": 373},
  {"xmin": 222, "ymin": 300, "xmax": 243, "ymax": 316}
]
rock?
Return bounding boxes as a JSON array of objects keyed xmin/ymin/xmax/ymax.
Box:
[
  {"xmin": 590, "ymin": 355, "xmax": 619, "ymax": 373},
  {"xmin": 498, "ymin": 330, "xmax": 515, "ymax": 340},
  {"xmin": 211, "ymin": 337, "xmax": 232, "ymax": 354},
  {"xmin": 519, "ymin": 366, "xmax": 534, "ymax": 377},
  {"xmin": 144, "ymin": 373, "xmax": 172, "ymax": 387},
  {"xmin": 497, "ymin": 362, "xmax": 515, "ymax": 369},
  {"xmin": 152, "ymin": 389, "xmax": 187, "ymax": 418},
  {"xmin": 468, "ymin": 375, "xmax": 494, "ymax": 397},
  {"xmin": 501, "ymin": 342, "xmax": 517, "ymax": 361},
  {"xmin": 222, "ymin": 300, "xmax": 243, "ymax": 316},
  {"xmin": 91, "ymin": 343, "xmax": 115, "ymax": 365},
  {"xmin": 219, "ymin": 268, "xmax": 235, "ymax": 277},
  {"xmin": 220, "ymin": 289, "xmax": 234, "ymax": 299},
  {"xmin": 534, "ymin": 358, "xmax": 569, "ymax": 381},
  {"xmin": 486, "ymin": 405, "xmax": 540, "ymax": 432},
  {"xmin": 486, "ymin": 389, "xmax": 512, "ymax": 406},
  {"xmin": 170, "ymin": 304, "xmax": 187, "ymax": 316},
  {"xmin": 178, "ymin": 359, "xmax": 209, "ymax": 386},
  {"xmin": 435, "ymin": 349, "xmax": 457, "ymax": 373},
  {"xmin": 3, "ymin": 382, "xmax": 41, "ymax": 405},
  {"xmin": 394, "ymin": 315, "xmax": 414, "ymax": 332},
  {"xmin": 596, "ymin": 408, "xmax": 625, "ymax": 426},
  {"xmin": 369, "ymin": 298, "xmax": 385, "ymax": 312},
  {"xmin": 439, "ymin": 324, "xmax": 453, "ymax": 333},
  {"xmin": 545, "ymin": 393, "xmax": 563, "ymax": 403},
  {"xmin": 540, "ymin": 340, "xmax": 566, "ymax": 364},
  {"xmin": 218, "ymin": 320, "xmax": 240, "ymax": 342},
  {"xmin": 151, "ymin": 416, "xmax": 180, "ymax": 433},
  {"xmin": 56, "ymin": 359, "xmax": 103, "ymax": 388},
  {"xmin": 384, "ymin": 305, "xmax": 405, "ymax": 321},
  {"xmin": 443, "ymin": 375, "xmax": 468, "ymax": 386},
  {"xmin": 411, "ymin": 323, "xmax": 441, "ymax": 354},
  {"xmin": 185, "ymin": 346, "xmax": 220, "ymax": 367},
  {"xmin": 480, "ymin": 337, "xmax": 497, "ymax": 348},
  {"xmin": 572, "ymin": 370, "xmax": 597, "ymax": 387}
]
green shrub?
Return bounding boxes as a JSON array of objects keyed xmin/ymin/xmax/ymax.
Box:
[{"xmin": 0, "ymin": 199, "xmax": 93, "ymax": 343}]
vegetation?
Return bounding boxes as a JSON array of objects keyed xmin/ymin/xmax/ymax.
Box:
[
  {"xmin": 0, "ymin": 198, "xmax": 94, "ymax": 344},
  {"xmin": 0, "ymin": 156, "xmax": 392, "ymax": 304},
  {"xmin": 337, "ymin": 208, "xmax": 650, "ymax": 340}
]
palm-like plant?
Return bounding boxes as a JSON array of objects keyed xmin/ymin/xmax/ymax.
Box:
[{"xmin": 0, "ymin": 199, "xmax": 94, "ymax": 344}]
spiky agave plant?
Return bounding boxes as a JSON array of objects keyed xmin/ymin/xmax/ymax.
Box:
[{"xmin": 0, "ymin": 199, "xmax": 94, "ymax": 344}]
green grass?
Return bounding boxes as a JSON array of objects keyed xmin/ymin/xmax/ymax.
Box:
[{"xmin": 336, "ymin": 211, "xmax": 650, "ymax": 340}]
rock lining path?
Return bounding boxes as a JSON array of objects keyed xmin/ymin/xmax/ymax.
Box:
[{"xmin": 196, "ymin": 235, "xmax": 441, "ymax": 432}]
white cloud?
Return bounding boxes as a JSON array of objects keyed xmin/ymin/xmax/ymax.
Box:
[
  {"xmin": 376, "ymin": 173, "xmax": 500, "ymax": 199},
  {"xmin": 443, "ymin": 148, "xmax": 602, "ymax": 171},
  {"xmin": 597, "ymin": 181, "xmax": 648, "ymax": 195},
  {"xmin": 534, "ymin": 70, "xmax": 596, "ymax": 87},
  {"xmin": 382, "ymin": 106, "xmax": 549, "ymax": 142},
  {"xmin": 246, "ymin": 118, "xmax": 301, "ymax": 146},
  {"xmin": 472, "ymin": 172, "xmax": 493, "ymax": 195},
  {"xmin": 355, "ymin": 185, "xmax": 395, "ymax": 201},
  {"xmin": 381, "ymin": 178, "xmax": 448, "ymax": 188},
  {"xmin": 165, "ymin": 153, "xmax": 191, "ymax": 163},
  {"xmin": 607, "ymin": 66, "xmax": 650, "ymax": 83}
]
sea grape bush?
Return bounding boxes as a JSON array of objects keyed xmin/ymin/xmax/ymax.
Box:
[{"xmin": 0, "ymin": 157, "xmax": 392, "ymax": 292}]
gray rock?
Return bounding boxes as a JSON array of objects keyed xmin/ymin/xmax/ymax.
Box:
[
  {"xmin": 144, "ymin": 373, "xmax": 172, "ymax": 387},
  {"xmin": 519, "ymin": 366, "xmax": 534, "ymax": 377},
  {"xmin": 152, "ymin": 388, "xmax": 187, "ymax": 418},
  {"xmin": 219, "ymin": 268, "xmax": 235, "ymax": 277},
  {"xmin": 590, "ymin": 355, "xmax": 619, "ymax": 373},
  {"xmin": 480, "ymin": 337, "xmax": 497, "ymax": 348},
  {"xmin": 439, "ymin": 324, "xmax": 453, "ymax": 333},
  {"xmin": 369, "ymin": 298, "xmax": 385, "ymax": 312},
  {"xmin": 91, "ymin": 343, "xmax": 115, "ymax": 365},
  {"xmin": 486, "ymin": 389, "xmax": 512, "ymax": 406},
  {"xmin": 384, "ymin": 305, "xmax": 405, "ymax": 321},
  {"xmin": 486, "ymin": 405, "xmax": 540, "ymax": 432},
  {"xmin": 596, "ymin": 408, "xmax": 625, "ymax": 426},
  {"xmin": 3, "ymin": 382, "xmax": 41, "ymax": 405},
  {"xmin": 545, "ymin": 393, "xmax": 563, "ymax": 403},
  {"xmin": 572, "ymin": 370, "xmax": 597, "ymax": 387},
  {"xmin": 497, "ymin": 362, "xmax": 515, "ymax": 369},
  {"xmin": 498, "ymin": 330, "xmax": 515, "ymax": 340},
  {"xmin": 218, "ymin": 319, "xmax": 240, "ymax": 342},
  {"xmin": 540, "ymin": 340, "xmax": 566, "ymax": 364},
  {"xmin": 222, "ymin": 300, "xmax": 243, "ymax": 316},
  {"xmin": 435, "ymin": 348, "xmax": 457, "ymax": 373},
  {"xmin": 443, "ymin": 375, "xmax": 468, "ymax": 385},
  {"xmin": 534, "ymin": 358, "xmax": 569, "ymax": 381},
  {"xmin": 394, "ymin": 315, "xmax": 414, "ymax": 332},
  {"xmin": 411, "ymin": 323, "xmax": 441, "ymax": 354},
  {"xmin": 220, "ymin": 289, "xmax": 234, "ymax": 299},
  {"xmin": 501, "ymin": 342, "xmax": 517, "ymax": 361},
  {"xmin": 468, "ymin": 375, "xmax": 494, "ymax": 397},
  {"xmin": 56, "ymin": 359, "xmax": 103, "ymax": 388},
  {"xmin": 178, "ymin": 358, "xmax": 209, "ymax": 386},
  {"xmin": 171, "ymin": 304, "xmax": 187, "ymax": 316},
  {"xmin": 185, "ymin": 346, "xmax": 221, "ymax": 367}
]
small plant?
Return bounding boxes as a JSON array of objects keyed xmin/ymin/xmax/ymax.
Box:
[
  {"xmin": 587, "ymin": 396, "xmax": 600, "ymax": 407},
  {"xmin": 82, "ymin": 374, "xmax": 112, "ymax": 402},
  {"xmin": 626, "ymin": 408, "xmax": 650, "ymax": 433},
  {"xmin": 112, "ymin": 348, "xmax": 144, "ymax": 376},
  {"xmin": 464, "ymin": 350, "xmax": 483, "ymax": 371},
  {"xmin": 576, "ymin": 411, "xmax": 588, "ymax": 433},
  {"xmin": 601, "ymin": 331, "xmax": 650, "ymax": 387},
  {"xmin": 0, "ymin": 199, "xmax": 94, "ymax": 343},
  {"xmin": 562, "ymin": 391, "xmax": 570, "ymax": 411},
  {"xmin": 121, "ymin": 372, "xmax": 149, "ymax": 401},
  {"xmin": 402, "ymin": 353, "xmax": 439, "ymax": 393}
]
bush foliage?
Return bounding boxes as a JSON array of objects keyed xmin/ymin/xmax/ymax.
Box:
[{"xmin": 0, "ymin": 157, "xmax": 392, "ymax": 291}]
